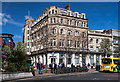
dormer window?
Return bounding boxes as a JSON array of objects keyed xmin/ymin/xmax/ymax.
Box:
[
  {"xmin": 79, "ymin": 15, "xmax": 81, "ymax": 18},
  {"xmin": 67, "ymin": 20, "xmax": 69, "ymax": 25},
  {"xmin": 61, "ymin": 19, "xmax": 63, "ymax": 24},
  {"xmin": 52, "ymin": 9, "xmax": 54, "ymax": 14},
  {"xmin": 81, "ymin": 22, "xmax": 83, "ymax": 27},
  {"xmin": 50, "ymin": 18, "xmax": 52, "ymax": 23},
  {"xmin": 71, "ymin": 13, "xmax": 74, "ymax": 16},
  {"xmin": 83, "ymin": 15, "xmax": 84, "ymax": 19},
  {"xmin": 75, "ymin": 31, "xmax": 79, "ymax": 36},
  {"xmin": 55, "ymin": 10, "xmax": 57, "ymax": 14},
  {"xmin": 75, "ymin": 13, "xmax": 77, "ymax": 17},
  {"xmin": 77, "ymin": 22, "xmax": 79, "ymax": 26},
  {"xmin": 68, "ymin": 12, "xmax": 70, "ymax": 16},
  {"xmin": 84, "ymin": 23, "xmax": 85, "ymax": 27},
  {"xmin": 74, "ymin": 21, "xmax": 76, "ymax": 26},
  {"xmin": 49, "ymin": 11, "xmax": 51, "ymax": 14},
  {"xmin": 68, "ymin": 30, "xmax": 72, "ymax": 35},
  {"xmin": 70, "ymin": 20, "xmax": 72, "ymax": 25},
  {"xmin": 53, "ymin": 18, "xmax": 56, "ymax": 23}
]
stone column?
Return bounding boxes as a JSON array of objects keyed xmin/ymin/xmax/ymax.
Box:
[
  {"xmin": 64, "ymin": 54, "xmax": 67, "ymax": 67},
  {"xmin": 44, "ymin": 54, "xmax": 46, "ymax": 65},
  {"xmin": 94, "ymin": 54, "xmax": 96, "ymax": 68},
  {"xmin": 33, "ymin": 56, "xmax": 35, "ymax": 63},
  {"xmin": 31, "ymin": 57, "xmax": 33, "ymax": 64},
  {"xmin": 72, "ymin": 53, "xmax": 75, "ymax": 65},
  {"xmin": 99, "ymin": 55, "xmax": 102, "ymax": 65},
  {"xmin": 79, "ymin": 54, "xmax": 82, "ymax": 67},
  {"xmin": 56, "ymin": 53, "xmax": 59, "ymax": 65}
]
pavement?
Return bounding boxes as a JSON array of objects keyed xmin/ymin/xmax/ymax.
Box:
[
  {"xmin": 15, "ymin": 70, "xmax": 120, "ymax": 81},
  {"xmin": 33, "ymin": 68, "xmax": 98, "ymax": 77},
  {"xmin": 3, "ymin": 68, "xmax": 99, "ymax": 81}
]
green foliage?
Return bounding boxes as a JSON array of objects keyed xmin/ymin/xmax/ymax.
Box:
[
  {"xmin": 3, "ymin": 46, "xmax": 11, "ymax": 56},
  {"xmin": 114, "ymin": 44, "xmax": 120, "ymax": 58},
  {"xmin": 6, "ymin": 41, "xmax": 28, "ymax": 72},
  {"xmin": 6, "ymin": 63, "xmax": 16, "ymax": 72},
  {"xmin": 99, "ymin": 39, "xmax": 112, "ymax": 57}
]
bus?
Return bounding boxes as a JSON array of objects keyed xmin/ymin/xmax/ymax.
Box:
[{"xmin": 100, "ymin": 57, "xmax": 120, "ymax": 72}]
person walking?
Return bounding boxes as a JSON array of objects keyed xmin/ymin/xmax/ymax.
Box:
[
  {"xmin": 54, "ymin": 63, "xmax": 57, "ymax": 73},
  {"xmin": 30, "ymin": 64, "xmax": 35, "ymax": 76},
  {"xmin": 33, "ymin": 62, "xmax": 36, "ymax": 68},
  {"xmin": 87, "ymin": 63, "xmax": 90, "ymax": 69},
  {"xmin": 39, "ymin": 63, "xmax": 43, "ymax": 74},
  {"xmin": 49, "ymin": 63, "xmax": 53, "ymax": 73}
]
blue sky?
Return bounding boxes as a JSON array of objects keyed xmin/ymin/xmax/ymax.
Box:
[{"xmin": 1, "ymin": 2, "xmax": 118, "ymax": 44}]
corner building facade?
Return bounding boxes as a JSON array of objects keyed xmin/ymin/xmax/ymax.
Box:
[{"xmin": 28, "ymin": 5, "xmax": 101, "ymax": 67}]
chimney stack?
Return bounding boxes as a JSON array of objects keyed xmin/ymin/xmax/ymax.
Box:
[
  {"xmin": 38, "ymin": 16, "xmax": 40, "ymax": 19},
  {"xmin": 65, "ymin": 4, "xmax": 70, "ymax": 10}
]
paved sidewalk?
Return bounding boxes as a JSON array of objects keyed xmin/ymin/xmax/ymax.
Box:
[
  {"xmin": 3, "ymin": 69, "xmax": 99, "ymax": 81},
  {"xmin": 34, "ymin": 68, "xmax": 98, "ymax": 77}
]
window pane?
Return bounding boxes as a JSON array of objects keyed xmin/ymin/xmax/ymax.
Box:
[{"xmin": 68, "ymin": 58, "xmax": 71, "ymax": 64}]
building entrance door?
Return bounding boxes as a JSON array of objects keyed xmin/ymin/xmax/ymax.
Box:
[
  {"xmin": 51, "ymin": 58, "xmax": 55, "ymax": 63},
  {"xmin": 82, "ymin": 55, "xmax": 86, "ymax": 66},
  {"xmin": 96, "ymin": 55, "xmax": 100, "ymax": 65}
]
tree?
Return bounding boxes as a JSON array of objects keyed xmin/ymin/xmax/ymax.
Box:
[
  {"xmin": 6, "ymin": 41, "xmax": 27, "ymax": 72},
  {"xmin": 3, "ymin": 45, "xmax": 11, "ymax": 56},
  {"xmin": 114, "ymin": 44, "xmax": 120, "ymax": 58},
  {"xmin": 99, "ymin": 39, "xmax": 112, "ymax": 57}
]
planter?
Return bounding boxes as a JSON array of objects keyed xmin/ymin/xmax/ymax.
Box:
[{"xmin": 2, "ymin": 72, "xmax": 33, "ymax": 81}]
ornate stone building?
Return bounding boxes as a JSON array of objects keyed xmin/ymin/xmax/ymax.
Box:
[
  {"xmin": 24, "ymin": 4, "xmax": 119, "ymax": 68},
  {"xmin": 28, "ymin": 4, "xmax": 89, "ymax": 67},
  {"xmin": 88, "ymin": 30, "xmax": 112, "ymax": 67}
]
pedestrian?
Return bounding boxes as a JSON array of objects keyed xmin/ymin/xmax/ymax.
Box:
[
  {"xmin": 58, "ymin": 63, "xmax": 60, "ymax": 68},
  {"xmin": 39, "ymin": 63, "xmax": 43, "ymax": 74},
  {"xmin": 87, "ymin": 63, "xmax": 90, "ymax": 69},
  {"xmin": 71, "ymin": 63, "xmax": 73, "ymax": 68},
  {"xmin": 37, "ymin": 62, "xmax": 40, "ymax": 69},
  {"xmin": 30, "ymin": 64, "xmax": 35, "ymax": 76},
  {"xmin": 85, "ymin": 64, "xmax": 87, "ymax": 67},
  {"xmin": 54, "ymin": 63, "xmax": 57, "ymax": 73},
  {"xmin": 33, "ymin": 62, "xmax": 36, "ymax": 68},
  {"xmin": 49, "ymin": 63, "xmax": 53, "ymax": 73},
  {"xmin": 62, "ymin": 63, "xmax": 65, "ymax": 68}
]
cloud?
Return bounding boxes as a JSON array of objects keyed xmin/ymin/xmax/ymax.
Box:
[
  {"xmin": 14, "ymin": 35, "xmax": 22, "ymax": 39},
  {"xmin": 0, "ymin": 13, "xmax": 24, "ymax": 27},
  {"xmin": 24, "ymin": 15, "xmax": 33, "ymax": 20},
  {"xmin": 22, "ymin": 28, "xmax": 24, "ymax": 33}
]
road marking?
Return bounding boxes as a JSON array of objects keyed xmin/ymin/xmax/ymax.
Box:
[{"xmin": 104, "ymin": 74, "xmax": 120, "ymax": 77}]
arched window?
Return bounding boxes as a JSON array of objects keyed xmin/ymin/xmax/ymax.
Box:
[
  {"xmin": 50, "ymin": 18, "xmax": 52, "ymax": 23},
  {"xmin": 90, "ymin": 46, "xmax": 93, "ymax": 51},
  {"xmin": 90, "ymin": 38, "xmax": 93, "ymax": 43},
  {"xmin": 50, "ymin": 28, "xmax": 56, "ymax": 34},
  {"xmin": 96, "ymin": 39, "xmax": 98, "ymax": 43},
  {"xmin": 53, "ymin": 18, "xmax": 56, "ymax": 23},
  {"xmin": 82, "ymin": 32, "xmax": 86, "ymax": 38},
  {"xmin": 75, "ymin": 31, "xmax": 79, "ymax": 36},
  {"xmin": 68, "ymin": 30, "xmax": 72, "ymax": 35},
  {"xmin": 52, "ymin": 9, "xmax": 54, "ymax": 14}
]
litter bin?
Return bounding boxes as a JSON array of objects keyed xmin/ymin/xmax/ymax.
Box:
[{"xmin": 96, "ymin": 65, "xmax": 100, "ymax": 71}]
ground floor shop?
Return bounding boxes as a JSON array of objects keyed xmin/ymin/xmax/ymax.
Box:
[{"xmin": 30, "ymin": 51, "xmax": 102, "ymax": 68}]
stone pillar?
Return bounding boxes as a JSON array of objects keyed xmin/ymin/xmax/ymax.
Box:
[
  {"xmin": 33, "ymin": 56, "xmax": 35, "ymax": 63},
  {"xmin": 72, "ymin": 53, "xmax": 75, "ymax": 65},
  {"xmin": 79, "ymin": 54, "xmax": 82, "ymax": 67},
  {"xmin": 64, "ymin": 54, "xmax": 67, "ymax": 67},
  {"xmin": 94, "ymin": 54, "xmax": 96, "ymax": 68},
  {"xmin": 56, "ymin": 53, "xmax": 59, "ymax": 65},
  {"xmin": 99, "ymin": 55, "xmax": 102, "ymax": 65},
  {"xmin": 44, "ymin": 54, "xmax": 46, "ymax": 65},
  {"xmin": 39, "ymin": 55, "xmax": 42, "ymax": 64},
  {"xmin": 31, "ymin": 57, "xmax": 33, "ymax": 64},
  {"xmin": 47, "ymin": 53, "xmax": 50, "ymax": 66}
]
